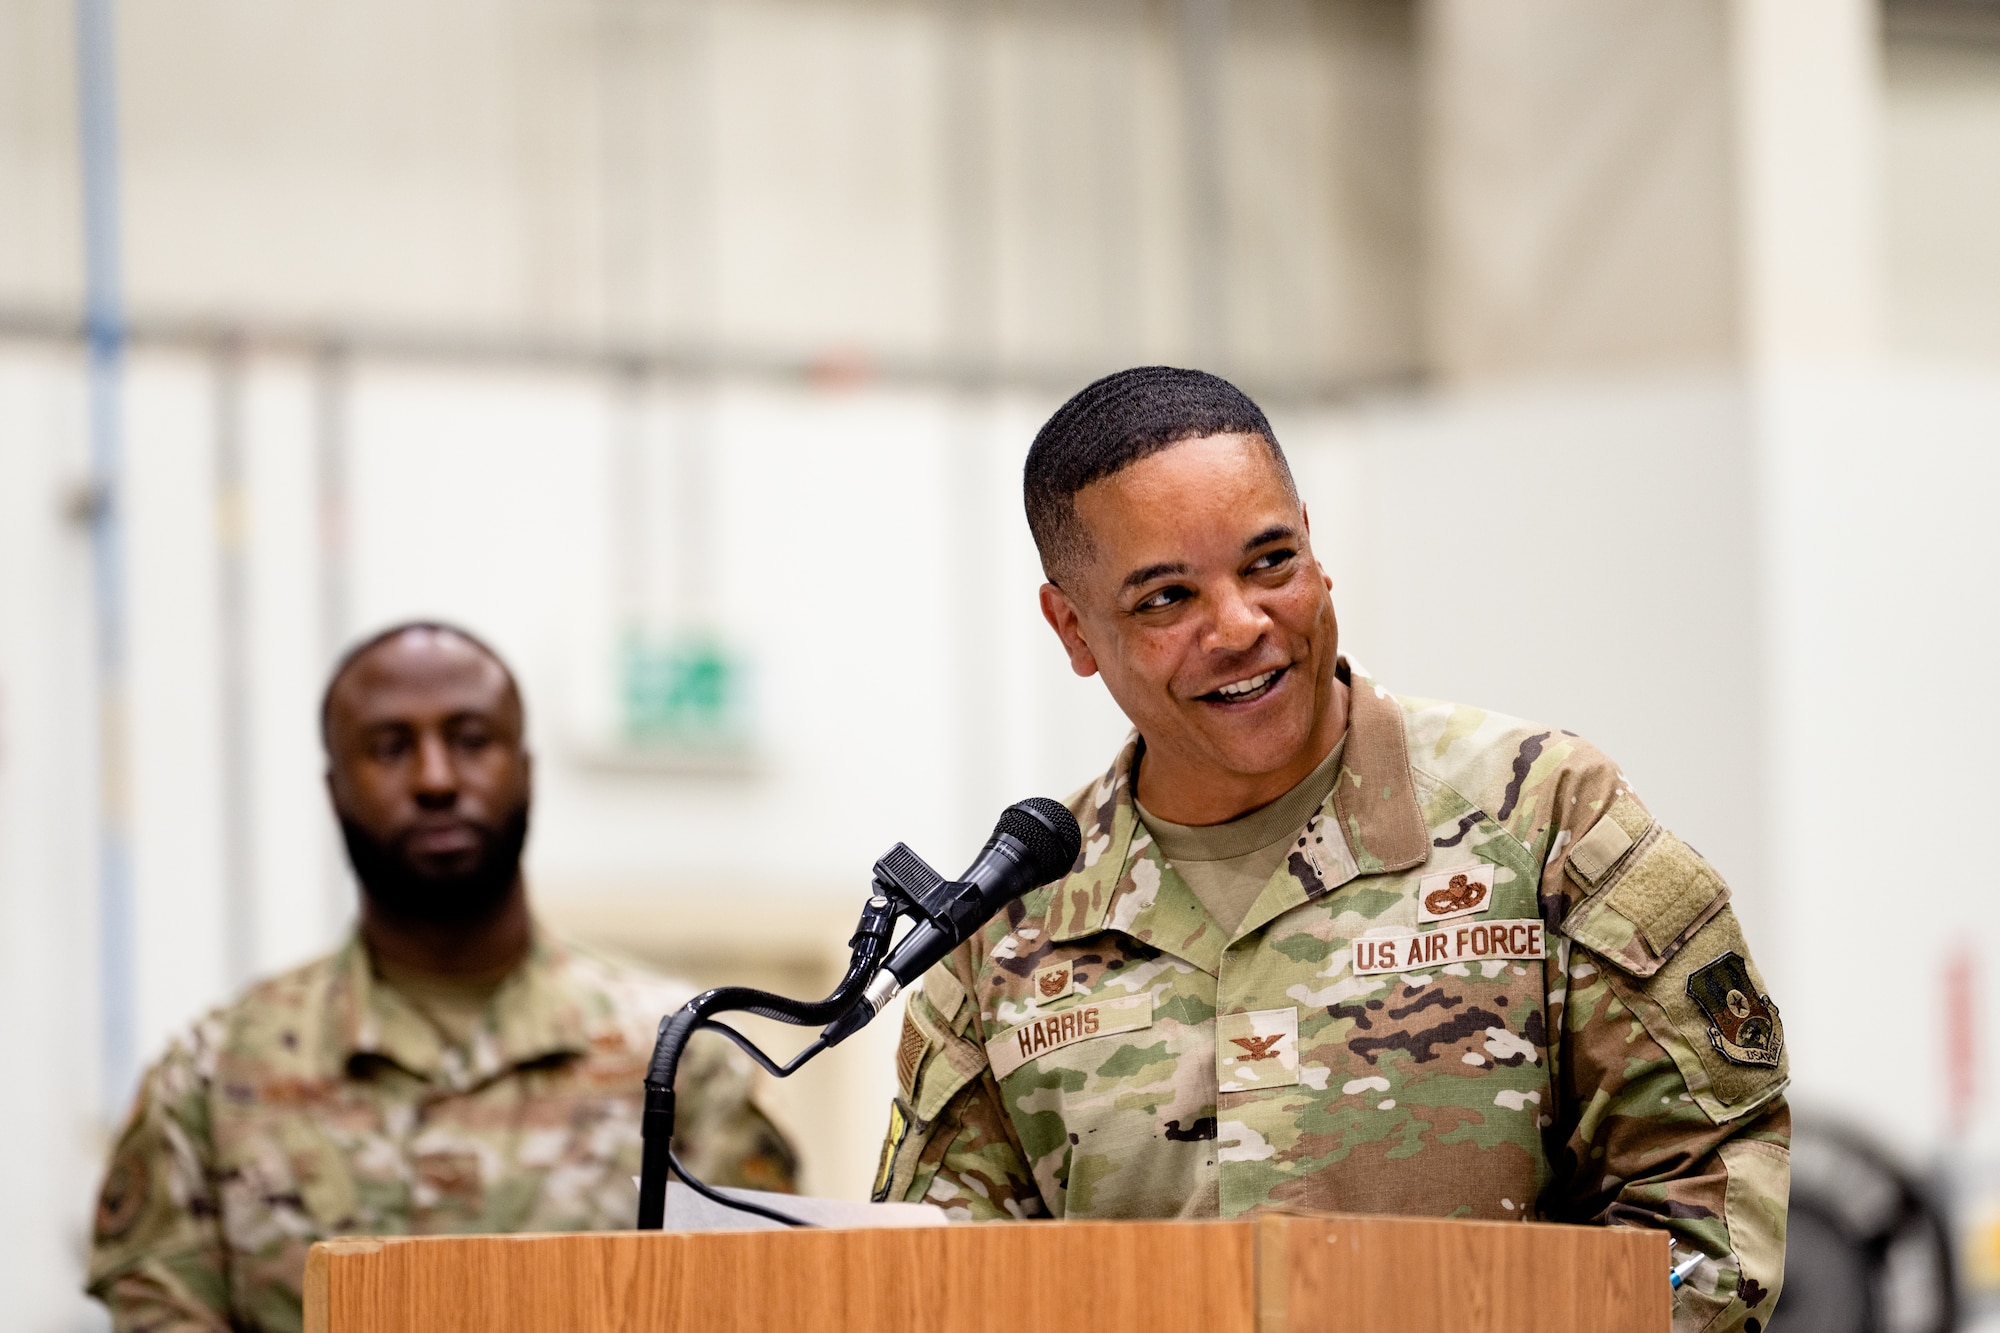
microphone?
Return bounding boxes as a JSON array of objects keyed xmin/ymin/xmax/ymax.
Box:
[{"xmin": 822, "ymin": 797, "xmax": 1081, "ymax": 1044}]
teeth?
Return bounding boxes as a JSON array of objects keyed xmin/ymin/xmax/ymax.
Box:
[{"xmin": 1216, "ymin": 670, "xmax": 1277, "ymax": 699}]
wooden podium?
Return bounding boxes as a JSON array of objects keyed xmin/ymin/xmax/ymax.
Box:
[{"xmin": 305, "ymin": 1212, "xmax": 1669, "ymax": 1332}]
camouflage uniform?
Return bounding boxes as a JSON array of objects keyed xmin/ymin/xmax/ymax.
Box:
[
  {"xmin": 89, "ymin": 930, "xmax": 795, "ymax": 1333},
  {"xmin": 878, "ymin": 663, "xmax": 1788, "ymax": 1333}
]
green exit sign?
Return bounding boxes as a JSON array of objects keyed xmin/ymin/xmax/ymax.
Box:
[{"xmin": 619, "ymin": 631, "xmax": 754, "ymax": 754}]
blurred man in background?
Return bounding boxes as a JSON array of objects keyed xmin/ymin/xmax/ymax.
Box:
[
  {"xmin": 878, "ymin": 368, "xmax": 1788, "ymax": 1333},
  {"xmin": 87, "ymin": 623, "xmax": 795, "ymax": 1333}
]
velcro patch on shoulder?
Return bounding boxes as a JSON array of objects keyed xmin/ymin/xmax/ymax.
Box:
[
  {"xmin": 1562, "ymin": 827, "xmax": 1728, "ymax": 977},
  {"xmin": 1612, "ymin": 833, "xmax": 1728, "ymax": 955},
  {"xmin": 1565, "ymin": 794, "xmax": 1650, "ymax": 888}
]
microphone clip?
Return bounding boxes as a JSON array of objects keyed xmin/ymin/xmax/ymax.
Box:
[
  {"xmin": 871, "ymin": 843, "xmax": 990, "ymax": 937},
  {"xmin": 817, "ymin": 846, "xmax": 965, "ymax": 1052}
]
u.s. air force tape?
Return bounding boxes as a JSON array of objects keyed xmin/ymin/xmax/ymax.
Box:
[
  {"xmin": 1351, "ymin": 920, "xmax": 1545, "ymax": 976},
  {"xmin": 985, "ymin": 992, "xmax": 1154, "ymax": 1079}
]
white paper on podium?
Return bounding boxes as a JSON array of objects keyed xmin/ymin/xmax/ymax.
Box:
[{"xmin": 634, "ymin": 1179, "xmax": 950, "ymax": 1232}]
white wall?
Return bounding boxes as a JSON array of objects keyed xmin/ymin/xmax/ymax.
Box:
[
  {"xmin": 1756, "ymin": 367, "xmax": 2000, "ymax": 1153},
  {"xmin": 0, "ymin": 0, "xmax": 1421, "ymax": 389},
  {"xmin": 1885, "ymin": 35, "xmax": 2000, "ymax": 365},
  {"xmin": 0, "ymin": 348, "xmax": 109, "ymax": 1333}
]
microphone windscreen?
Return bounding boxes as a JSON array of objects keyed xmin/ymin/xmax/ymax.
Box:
[{"xmin": 998, "ymin": 797, "xmax": 1083, "ymax": 883}]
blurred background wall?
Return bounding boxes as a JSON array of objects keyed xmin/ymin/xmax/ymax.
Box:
[{"xmin": 2, "ymin": 1, "xmax": 1999, "ymax": 1328}]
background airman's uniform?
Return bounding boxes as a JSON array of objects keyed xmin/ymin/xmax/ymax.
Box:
[
  {"xmin": 878, "ymin": 663, "xmax": 1788, "ymax": 1333},
  {"xmin": 89, "ymin": 932, "xmax": 794, "ymax": 1333}
]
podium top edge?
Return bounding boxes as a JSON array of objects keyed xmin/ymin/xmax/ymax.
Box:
[{"xmin": 305, "ymin": 1212, "xmax": 1667, "ymax": 1252}]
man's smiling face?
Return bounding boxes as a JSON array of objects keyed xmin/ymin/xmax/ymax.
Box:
[{"xmin": 1039, "ymin": 432, "xmax": 1346, "ymax": 824}]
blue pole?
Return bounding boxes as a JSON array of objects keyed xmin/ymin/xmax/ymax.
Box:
[{"xmin": 76, "ymin": 0, "xmax": 134, "ymax": 1120}]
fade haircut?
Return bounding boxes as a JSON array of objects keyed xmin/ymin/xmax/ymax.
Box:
[
  {"xmin": 319, "ymin": 620, "xmax": 522, "ymax": 750},
  {"xmin": 1023, "ymin": 366, "xmax": 1295, "ymax": 583}
]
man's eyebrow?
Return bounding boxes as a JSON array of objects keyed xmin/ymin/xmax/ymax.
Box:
[
  {"xmin": 1119, "ymin": 561, "xmax": 1188, "ymax": 593},
  {"xmin": 1243, "ymin": 524, "xmax": 1298, "ymax": 552},
  {"xmin": 1115, "ymin": 526, "xmax": 1298, "ymax": 594}
]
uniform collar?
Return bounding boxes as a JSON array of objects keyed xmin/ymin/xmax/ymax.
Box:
[
  {"xmin": 1049, "ymin": 659, "xmax": 1429, "ymax": 953},
  {"xmin": 325, "ymin": 927, "xmax": 593, "ymax": 1089},
  {"xmin": 1332, "ymin": 665, "xmax": 1431, "ymax": 874}
]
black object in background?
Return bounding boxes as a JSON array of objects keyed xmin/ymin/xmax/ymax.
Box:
[{"xmin": 1770, "ymin": 1120, "xmax": 1957, "ymax": 1333}]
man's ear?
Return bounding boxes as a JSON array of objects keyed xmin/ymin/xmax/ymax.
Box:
[
  {"xmin": 1301, "ymin": 503, "xmax": 1333, "ymax": 592},
  {"xmin": 1039, "ymin": 583, "xmax": 1100, "ymax": 679}
]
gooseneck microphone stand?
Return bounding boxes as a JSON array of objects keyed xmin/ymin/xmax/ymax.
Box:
[{"xmin": 635, "ymin": 847, "xmax": 950, "ymax": 1230}]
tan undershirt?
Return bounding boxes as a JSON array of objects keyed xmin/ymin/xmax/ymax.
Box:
[
  {"xmin": 372, "ymin": 951, "xmax": 520, "ymax": 1051},
  {"xmin": 1136, "ymin": 734, "xmax": 1347, "ymax": 937}
]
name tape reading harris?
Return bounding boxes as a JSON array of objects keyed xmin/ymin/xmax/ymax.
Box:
[
  {"xmin": 986, "ymin": 992, "xmax": 1154, "ymax": 1079},
  {"xmin": 1351, "ymin": 920, "xmax": 1546, "ymax": 976}
]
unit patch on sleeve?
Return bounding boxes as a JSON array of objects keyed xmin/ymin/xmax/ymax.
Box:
[
  {"xmin": 1685, "ymin": 951, "xmax": 1783, "ymax": 1068},
  {"xmin": 985, "ymin": 992, "xmax": 1153, "ymax": 1079},
  {"xmin": 1218, "ymin": 1007, "xmax": 1298, "ymax": 1092},
  {"xmin": 1418, "ymin": 863, "xmax": 1496, "ymax": 922},
  {"xmin": 1352, "ymin": 920, "xmax": 1545, "ymax": 976}
]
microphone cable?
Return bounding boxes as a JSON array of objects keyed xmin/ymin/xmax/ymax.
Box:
[
  {"xmin": 636, "ymin": 797, "xmax": 1081, "ymax": 1231},
  {"xmin": 665, "ymin": 1142, "xmax": 815, "ymax": 1230}
]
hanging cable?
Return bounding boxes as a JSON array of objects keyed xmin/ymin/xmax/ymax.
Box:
[{"xmin": 636, "ymin": 888, "xmax": 903, "ymax": 1230}]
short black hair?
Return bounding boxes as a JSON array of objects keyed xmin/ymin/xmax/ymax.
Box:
[
  {"xmin": 1023, "ymin": 366, "xmax": 1294, "ymax": 581},
  {"xmin": 319, "ymin": 620, "xmax": 521, "ymax": 750}
]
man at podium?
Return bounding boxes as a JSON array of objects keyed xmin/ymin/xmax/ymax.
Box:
[
  {"xmin": 87, "ymin": 624, "xmax": 796, "ymax": 1333},
  {"xmin": 875, "ymin": 369, "xmax": 1789, "ymax": 1333}
]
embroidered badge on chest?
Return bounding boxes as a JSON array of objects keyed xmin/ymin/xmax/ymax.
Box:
[
  {"xmin": 1218, "ymin": 1007, "xmax": 1299, "ymax": 1092},
  {"xmin": 1031, "ymin": 959, "xmax": 1074, "ymax": 1003},
  {"xmin": 1418, "ymin": 863, "xmax": 1496, "ymax": 922}
]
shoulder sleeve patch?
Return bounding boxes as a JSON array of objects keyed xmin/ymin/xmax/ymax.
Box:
[
  {"xmin": 1562, "ymin": 826, "xmax": 1728, "ymax": 977},
  {"xmin": 1630, "ymin": 906, "xmax": 1788, "ymax": 1121}
]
